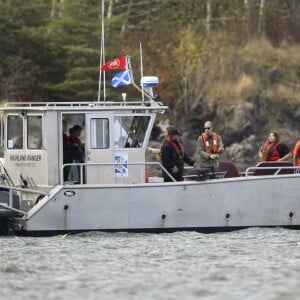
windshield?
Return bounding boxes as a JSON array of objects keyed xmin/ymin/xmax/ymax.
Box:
[{"xmin": 114, "ymin": 115, "xmax": 150, "ymax": 148}]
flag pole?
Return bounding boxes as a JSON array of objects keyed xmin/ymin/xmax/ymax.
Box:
[{"xmin": 98, "ymin": 0, "xmax": 106, "ymax": 102}]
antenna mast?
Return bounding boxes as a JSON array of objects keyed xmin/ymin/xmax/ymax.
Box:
[
  {"xmin": 140, "ymin": 43, "xmax": 145, "ymax": 104},
  {"xmin": 98, "ymin": 0, "xmax": 106, "ymax": 102}
]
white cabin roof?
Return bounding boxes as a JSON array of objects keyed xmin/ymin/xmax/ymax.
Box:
[{"xmin": 2, "ymin": 101, "xmax": 167, "ymax": 113}]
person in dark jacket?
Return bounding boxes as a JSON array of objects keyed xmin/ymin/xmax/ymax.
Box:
[
  {"xmin": 62, "ymin": 120, "xmax": 73, "ymax": 181},
  {"xmin": 69, "ymin": 125, "xmax": 84, "ymax": 163},
  {"xmin": 160, "ymin": 129, "xmax": 198, "ymax": 182},
  {"xmin": 68, "ymin": 124, "xmax": 85, "ymax": 182}
]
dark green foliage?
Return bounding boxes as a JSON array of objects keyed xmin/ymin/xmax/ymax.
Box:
[{"xmin": 0, "ymin": 0, "xmax": 298, "ymax": 106}]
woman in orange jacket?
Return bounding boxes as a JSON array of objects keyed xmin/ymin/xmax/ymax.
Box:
[
  {"xmin": 293, "ymin": 140, "xmax": 300, "ymax": 166},
  {"xmin": 259, "ymin": 132, "xmax": 292, "ymax": 161}
]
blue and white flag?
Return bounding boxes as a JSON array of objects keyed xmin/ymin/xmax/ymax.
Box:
[{"xmin": 111, "ymin": 70, "xmax": 132, "ymax": 88}]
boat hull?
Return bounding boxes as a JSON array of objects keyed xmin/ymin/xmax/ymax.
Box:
[{"xmin": 12, "ymin": 175, "xmax": 300, "ymax": 236}]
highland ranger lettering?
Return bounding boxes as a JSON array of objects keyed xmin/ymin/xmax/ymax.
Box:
[{"xmin": 10, "ymin": 154, "xmax": 42, "ymax": 162}]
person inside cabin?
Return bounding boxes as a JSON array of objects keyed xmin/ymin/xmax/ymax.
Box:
[
  {"xmin": 132, "ymin": 139, "xmax": 140, "ymax": 148},
  {"xmin": 68, "ymin": 124, "xmax": 85, "ymax": 182},
  {"xmin": 258, "ymin": 132, "xmax": 292, "ymax": 162},
  {"xmin": 62, "ymin": 120, "xmax": 73, "ymax": 181},
  {"xmin": 69, "ymin": 125, "xmax": 84, "ymax": 161},
  {"xmin": 160, "ymin": 129, "xmax": 198, "ymax": 182},
  {"xmin": 197, "ymin": 121, "xmax": 224, "ymax": 173}
]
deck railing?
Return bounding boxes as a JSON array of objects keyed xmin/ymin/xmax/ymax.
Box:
[
  {"xmin": 4, "ymin": 101, "xmax": 167, "ymax": 109},
  {"xmin": 62, "ymin": 162, "xmax": 300, "ymax": 185},
  {"xmin": 61, "ymin": 161, "xmax": 176, "ymax": 185},
  {"xmin": 245, "ymin": 166, "xmax": 299, "ymax": 177},
  {"xmin": 0, "ymin": 186, "xmax": 49, "ymax": 216}
]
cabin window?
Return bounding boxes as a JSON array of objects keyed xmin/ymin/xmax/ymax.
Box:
[
  {"xmin": 7, "ymin": 115, "xmax": 23, "ymax": 149},
  {"xmin": 27, "ymin": 115, "xmax": 43, "ymax": 149},
  {"xmin": 90, "ymin": 118, "xmax": 109, "ymax": 149},
  {"xmin": 114, "ymin": 116, "xmax": 150, "ymax": 148}
]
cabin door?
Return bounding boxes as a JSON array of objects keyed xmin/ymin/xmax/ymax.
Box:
[{"xmin": 85, "ymin": 115, "xmax": 114, "ymax": 184}]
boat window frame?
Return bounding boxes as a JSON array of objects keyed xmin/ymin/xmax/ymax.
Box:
[
  {"xmin": 114, "ymin": 114, "xmax": 152, "ymax": 149},
  {"xmin": 89, "ymin": 117, "xmax": 110, "ymax": 149},
  {"xmin": 6, "ymin": 113, "xmax": 44, "ymax": 150},
  {"xmin": 27, "ymin": 114, "xmax": 44, "ymax": 150},
  {"xmin": 6, "ymin": 114, "xmax": 24, "ymax": 150}
]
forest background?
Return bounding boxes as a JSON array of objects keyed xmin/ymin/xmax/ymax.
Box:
[{"xmin": 0, "ymin": 0, "xmax": 299, "ymax": 169}]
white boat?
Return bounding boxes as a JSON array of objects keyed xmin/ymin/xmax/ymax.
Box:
[
  {"xmin": 1, "ymin": 0, "xmax": 298, "ymax": 236},
  {"xmin": 0, "ymin": 75, "xmax": 299, "ymax": 236}
]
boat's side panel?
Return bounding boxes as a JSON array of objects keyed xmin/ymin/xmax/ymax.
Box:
[
  {"xmin": 19, "ymin": 176, "xmax": 300, "ymax": 233},
  {"xmin": 128, "ymin": 176, "xmax": 299, "ymax": 228},
  {"xmin": 22, "ymin": 187, "xmax": 131, "ymax": 231}
]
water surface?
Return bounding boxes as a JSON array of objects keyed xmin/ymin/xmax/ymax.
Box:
[{"xmin": 0, "ymin": 228, "xmax": 299, "ymax": 300}]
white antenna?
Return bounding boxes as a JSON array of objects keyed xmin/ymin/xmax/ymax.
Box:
[
  {"xmin": 98, "ymin": 0, "xmax": 106, "ymax": 102},
  {"xmin": 140, "ymin": 43, "xmax": 144, "ymax": 104}
]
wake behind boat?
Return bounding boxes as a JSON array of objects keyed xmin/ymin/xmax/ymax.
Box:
[{"xmin": 0, "ymin": 75, "xmax": 299, "ymax": 236}]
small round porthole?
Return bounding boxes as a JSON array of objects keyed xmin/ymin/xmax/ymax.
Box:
[
  {"xmin": 63, "ymin": 204, "xmax": 70, "ymax": 213},
  {"xmin": 288, "ymin": 211, "xmax": 295, "ymax": 220},
  {"xmin": 160, "ymin": 214, "xmax": 167, "ymax": 221},
  {"xmin": 224, "ymin": 212, "xmax": 231, "ymax": 221}
]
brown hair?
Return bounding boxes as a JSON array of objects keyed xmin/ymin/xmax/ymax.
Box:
[{"xmin": 260, "ymin": 132, "xmax": 280, "ymax": 160}]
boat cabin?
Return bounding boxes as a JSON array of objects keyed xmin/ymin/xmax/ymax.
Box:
[{"xmin": 0, "ymin": 98, "xmax": 166, "ymax": 190}]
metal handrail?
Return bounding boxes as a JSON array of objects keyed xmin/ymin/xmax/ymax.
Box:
[
  {"xmin": 61, "ymin": 161, "xmax": 176, "ymax": 185},
  {"xmin": 245, "ymin": 166, "xmax": 299, "ymax": 177},
  {"xmin": 0, "ymin": 185, "xmax": 49, "ymax": 216},
  {"xmin": 4, "ymin": 101, "xmax": 167, "ymax": 109},
  {"xmin": 0, "ymin": 203, "xmax": 27, "ymax": 216}
]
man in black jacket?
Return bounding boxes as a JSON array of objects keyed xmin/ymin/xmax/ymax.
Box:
[{"xmin": 160, "ymin": 129, "xmax": 198, "ymax": 182}]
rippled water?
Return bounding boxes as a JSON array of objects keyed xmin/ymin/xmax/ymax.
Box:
[{"xmin": 0, "ymin": 228, "xmax": 300, "ymax": 300}]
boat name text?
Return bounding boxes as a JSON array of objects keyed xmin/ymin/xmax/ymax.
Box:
[{"xmin": 10, "ymin": 155, "xmax": 42, "ymax": 162}]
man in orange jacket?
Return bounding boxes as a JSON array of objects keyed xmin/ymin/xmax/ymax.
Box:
[{"xmin": 293, "ymin": 140, "xmax": 300, "ymax": 166}]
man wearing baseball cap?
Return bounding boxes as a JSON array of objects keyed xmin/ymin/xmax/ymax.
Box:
[{"xmin": 160, "ymin": 129, "xmax": 198, "ymax": 182}]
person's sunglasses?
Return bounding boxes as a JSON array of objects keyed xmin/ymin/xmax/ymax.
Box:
[{"xmin": 204, "ymin": 127, "xmax": 211, "ymax": 129}]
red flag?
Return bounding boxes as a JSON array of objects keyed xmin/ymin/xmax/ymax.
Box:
[{"xmin": 100, "ymin": 56, "xmax": 127, "ymax": 71}]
